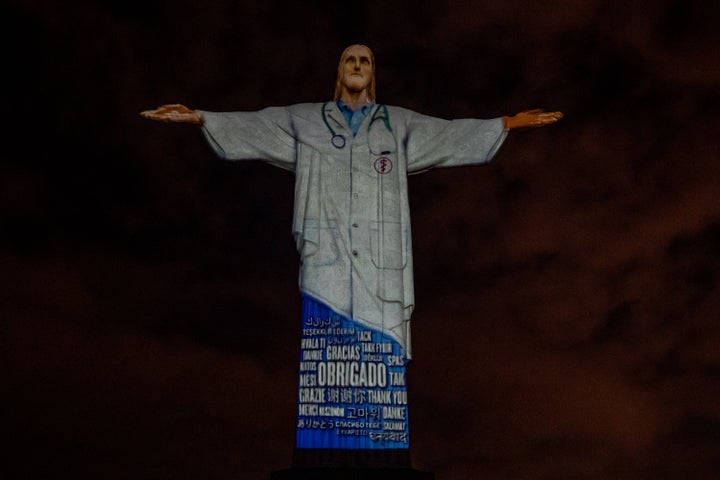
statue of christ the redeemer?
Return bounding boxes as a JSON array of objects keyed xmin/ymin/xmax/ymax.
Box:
[{"xmin": 142, "ymin": 43, "xmax": 562, "ymax": 468}]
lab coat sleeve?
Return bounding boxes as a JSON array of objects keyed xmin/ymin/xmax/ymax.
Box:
[
  {"xmin": 198, "ymin": 106, "xmax": 297, "ymax": 171},
  {"xmin": 404, "ymin": 110, "xmax": 508, "ymax": 174}
]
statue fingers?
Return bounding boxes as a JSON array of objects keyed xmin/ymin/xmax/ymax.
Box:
[{"xmin": 536, "ymin": 111, "xmax": 563, "ymax": 125}]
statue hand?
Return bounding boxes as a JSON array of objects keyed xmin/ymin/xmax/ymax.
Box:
[
  {"xmin": 140, "ymin": 104, "xmax": 204, "ymax": 124},
  {"xmin": 503, "ymin": 109, "xmax": 563, "ymax": 130}
]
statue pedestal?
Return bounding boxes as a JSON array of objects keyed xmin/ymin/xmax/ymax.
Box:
[
  {"xmin": 272, "ymin": 449, "xmax": 434, "ymax": 479},
  {"xmin": 271, "ymin": 467, "xmax": 435, "ymax": 480}
]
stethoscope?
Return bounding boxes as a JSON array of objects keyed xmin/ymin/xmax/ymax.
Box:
[{"xmin": 321, "ymin": 102, "xmax": 393, "ymax": 150}]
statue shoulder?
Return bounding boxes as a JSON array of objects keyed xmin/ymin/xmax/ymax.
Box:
[
  {"xmin": 384, "ymin": 104, "xmax": 416, "ymax": 119},
  {"xmin": 287, "ymin": 102, "xmax": 326, "ymax": 114},
  {"xmin": 283, "ymin": 103, "xmax": 327, "ymax": 128}
]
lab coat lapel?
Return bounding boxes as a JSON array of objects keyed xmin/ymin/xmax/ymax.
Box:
[
  {"xmin": 352, "ymin": 104, "xmax": 380, "ymax": 145},
  {"xmin": 323, "ymin": 102, "xmax": 350, "ymax": 137}
]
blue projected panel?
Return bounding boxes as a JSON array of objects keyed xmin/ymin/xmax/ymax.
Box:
[{"xmin": 296, "ymin": 296, "xmax": 409, "ymax": 450}]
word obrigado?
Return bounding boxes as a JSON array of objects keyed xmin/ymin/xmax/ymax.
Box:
[{"xmin": 314, "ymin": 361, "xmax": 387, "ymax": 387}]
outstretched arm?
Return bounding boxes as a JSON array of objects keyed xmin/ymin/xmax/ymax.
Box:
[
  {"xmin": 140, "ymin": 104, "xmax": 204, "ymax": 125},
  {"xmin": 503, "ymin": 109, "xmax": 563, "ymax": 130}
]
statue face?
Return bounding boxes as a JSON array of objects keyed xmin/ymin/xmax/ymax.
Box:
[{"xmin": 340, "ymin": 45, "xmax": 374, "ymax": 95}]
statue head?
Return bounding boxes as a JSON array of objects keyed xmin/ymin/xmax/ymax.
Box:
[{"xmin": 333, "ymin": 44, "xmax": 376, "ymax": 101}]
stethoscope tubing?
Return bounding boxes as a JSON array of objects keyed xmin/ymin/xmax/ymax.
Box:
[{"xmin": 321, "ymin": 102, "xmax": 392, "ymax": 150}]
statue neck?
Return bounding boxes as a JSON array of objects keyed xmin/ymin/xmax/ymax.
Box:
[{"xmin": 339, "ymin": 89, "xmax": 371, "ymax": 111}]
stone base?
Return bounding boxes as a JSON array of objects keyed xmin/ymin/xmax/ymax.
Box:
[
  {"xmin": 271, "ymin": 467, "xmax": 435, "ymax": 480},
  {"xmin": 272, "ymin": 449, "xmax": 434, "ymax": 479}
]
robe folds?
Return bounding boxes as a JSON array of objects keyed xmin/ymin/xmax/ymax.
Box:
[{"xmin": 200, "ymin": 102, "xmax": 507, "ymax": 359}]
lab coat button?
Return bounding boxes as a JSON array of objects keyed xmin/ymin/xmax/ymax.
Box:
[
  {"xmin": 352, "ymin": 223, "xmax": 359, "ymax": 228},
  {"xmin": 352, "ymin": 250, "xmax": 358, "ymax": 256}
]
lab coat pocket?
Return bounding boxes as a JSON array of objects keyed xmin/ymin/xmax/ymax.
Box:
[
  {"xmin": 367, "ymin": 105, "xmax": 397, "ymax": 157},
  {"xmin": 367, "ymin": 130, "xmax": 397, "ymax": 157},
  {"xmin": 370, "ymin": 221, "xmax": 407, "ymax": 270},
  {"xmin": 301, "ymin": 219, "xmax": 340, "ymax": 266}
]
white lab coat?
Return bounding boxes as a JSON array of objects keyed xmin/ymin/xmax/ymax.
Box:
[{"xmin": 200, "ymin": 102, "xmax": 507, "ymax": 358}]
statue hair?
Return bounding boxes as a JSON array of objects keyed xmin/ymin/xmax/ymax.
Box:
[{"xmin": 333, "ymin": 44, "xmax": 376, "ymax": 101}]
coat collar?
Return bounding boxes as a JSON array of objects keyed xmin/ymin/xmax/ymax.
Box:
[{"xmin": 322, "ymin": 101, "xmax": 380, "ymax": 141}]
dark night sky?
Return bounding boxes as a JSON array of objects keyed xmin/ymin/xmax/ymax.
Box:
[{"xmin": 4, "ymin": 1, "xmax": 720, "ymax": 479}]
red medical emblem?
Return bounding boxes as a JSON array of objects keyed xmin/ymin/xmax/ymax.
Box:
[{"xmin": 373, "ymin": 157, "xmax": 393, "ymax": 174}]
